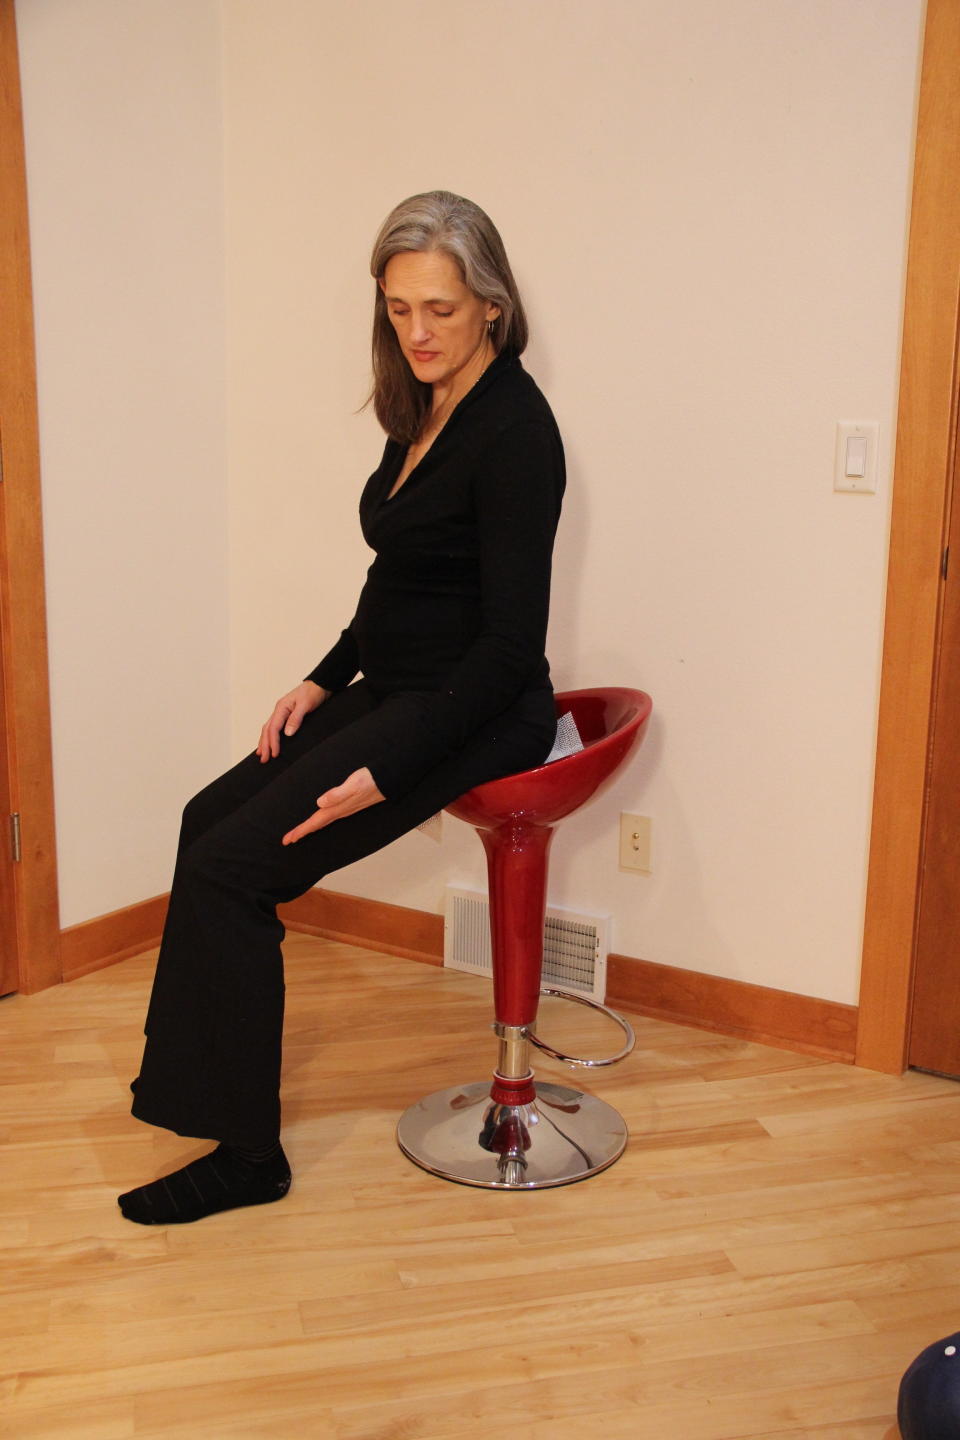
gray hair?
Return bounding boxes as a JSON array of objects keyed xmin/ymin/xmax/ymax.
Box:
[{"xmin": 369, "ymin": 191, "xmax": 528, "ymax": 444}]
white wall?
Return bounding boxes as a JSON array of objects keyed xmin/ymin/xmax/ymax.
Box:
[
  {"xmin": 223, "ymin": 0, "xmax": 923, "ymax": 1005},
  {"xmin": 17, "ymin": 0, "xmax": 229, "ymax": 926}
]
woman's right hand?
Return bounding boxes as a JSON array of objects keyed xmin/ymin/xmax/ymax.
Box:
[{"xmin": 257, "ymin": 680, "xmax": 329, "ymax": 763}]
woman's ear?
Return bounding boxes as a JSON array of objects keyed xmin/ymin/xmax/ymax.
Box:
[{"xmin": 486, "ymin": 302, "xmax": 501, "ymax": 323}]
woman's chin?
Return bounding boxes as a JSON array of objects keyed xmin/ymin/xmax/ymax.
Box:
[{"xmin": 407, "ymin": 355, "xmax": 441, "ymax": 380}]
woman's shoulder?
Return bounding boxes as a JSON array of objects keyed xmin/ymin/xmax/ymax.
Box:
[
  {"xmin": 467, "ymin": 358, "xmax": 565, "ymax": 496},
  {"xmin": 471, "ymin": 353, "xmax": 560, "ymax": 438}
]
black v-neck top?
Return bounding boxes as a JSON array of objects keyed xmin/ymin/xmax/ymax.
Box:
[{"xmin": 307, "ymin": 351, "xmax": 565, "ymax": 799}]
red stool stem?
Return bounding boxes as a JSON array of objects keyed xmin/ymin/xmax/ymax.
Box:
[{"xmin": 479, "ymin": 820, "xmax": 555, "ymax": 1029}]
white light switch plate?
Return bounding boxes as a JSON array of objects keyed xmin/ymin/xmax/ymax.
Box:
[{"xmin": 835, "ymin": 421, "xmax": 879, "ymax": 493}]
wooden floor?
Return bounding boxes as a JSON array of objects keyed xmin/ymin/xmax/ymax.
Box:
[{"xmin": 2, "ymin": 934, "xmax": 959, "ymax": 1439}]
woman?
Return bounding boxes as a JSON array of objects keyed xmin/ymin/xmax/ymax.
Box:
[{"xmin": 119, "ymin": 191, "xmax": 565, "ymax": 1224}]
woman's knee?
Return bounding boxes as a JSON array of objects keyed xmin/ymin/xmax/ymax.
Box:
[
  {"xmin": 177, "ymin": 827, "xmax": 246, "ymax": 900},
  {"xmin": 178, "ymin": 813, "xmax": 299, "ymax": 903},
  {"xmin": 178, "ymin": 788, "xmax": 223, "ymax": 853},
  {"xmin": 179, "ymin": 789, "xmax": 210, "ymax": 846},
  {"xmin": 177, "ymin": 756, "xmax": 262, "ymax": 851}
]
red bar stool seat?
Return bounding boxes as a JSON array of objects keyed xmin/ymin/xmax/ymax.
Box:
[{"xmin": 396, "ymin": 686, "xmax": 653, "ymax": 1189}]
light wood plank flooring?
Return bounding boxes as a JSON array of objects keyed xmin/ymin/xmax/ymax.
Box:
[{"xmin": 2, "ymin": 933, "xmax": 959, "ymax": 1438}]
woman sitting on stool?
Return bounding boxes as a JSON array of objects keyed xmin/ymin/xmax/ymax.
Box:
[{"xmin": 119, "ymin": 190, "xmax": 566, "ymax": 1225}]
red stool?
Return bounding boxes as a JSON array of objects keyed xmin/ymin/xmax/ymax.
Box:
[{"xmin": 397, "ymin": 687, "xmax": 653, "ymax": 1189}]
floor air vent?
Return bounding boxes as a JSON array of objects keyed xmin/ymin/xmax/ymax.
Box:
[{"xmin": 444, "ymin": 887, "xmax": 609, "ymax": 1002}]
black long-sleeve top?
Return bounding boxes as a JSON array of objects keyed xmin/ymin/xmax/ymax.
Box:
[{"xmin": 307, "ymin": 350, "xmax": 565, "ymax": 799}]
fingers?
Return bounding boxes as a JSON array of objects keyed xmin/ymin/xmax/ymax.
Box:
[
  {"xmin": 258, "ymin": 694, "xmax": 299, "ymax": 762},
  {"xmin": 256, "ymin": 720, "xmax": 276, "ymax": 764},
  {"xmin": 282, "ymin": 698, "xmax": 306, "ymax": 739},
  {"xmin": 281, "ymin": 789, "xmax": 345, "ymax": 845},
  {"xmin": 281, "ymin": 811, "xmax": 327, "ymax": 846},
  {"xmin": 281, "ymin": 770, "xmax": 385, "ymax": 845},
  {"xmin": 257, "ymin": 683, "xmax": 328, "ymax": 763},
  {"xmin": 257, "ymin": 713, "xmax": 281, "ymax": 762},
  {"xmin": 258, "ymin": 706, "xmax": 287, "ymax": 763}
]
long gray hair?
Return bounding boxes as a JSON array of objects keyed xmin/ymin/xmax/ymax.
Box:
[{"xmin": 369, "ymin": 191, "xmax": 528, "ymax": 444}]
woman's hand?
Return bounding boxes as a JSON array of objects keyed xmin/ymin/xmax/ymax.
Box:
[
  {"xmin": 282, "ymin": 767, "xmax": 385, "ymax": 845},
  {"xmin": 257, "ymin": 680, "xmax": 329, "ymax": 763}
]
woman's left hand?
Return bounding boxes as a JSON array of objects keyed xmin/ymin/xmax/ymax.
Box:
[{"xmin": 281, "ymin": 767, "xmax": 385, "ymax": 846}]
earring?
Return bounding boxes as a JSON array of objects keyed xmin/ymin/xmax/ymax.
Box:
[{"xmin": 487, "ymin": 319, "xmax": 496, "ymax": 335}]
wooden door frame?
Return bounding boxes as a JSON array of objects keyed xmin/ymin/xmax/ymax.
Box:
[
  {"xmin": 0, "ymin": 0, "xmax": 61, "ymax": 993},
  {"xmin": 857, "ymin": 0, "xmax": 960, "ymax": 1072}
]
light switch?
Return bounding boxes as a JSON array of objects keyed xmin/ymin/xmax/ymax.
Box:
[
  {"xmin": 835, "ymin": 422, "xmax": 879, "ymax": 493},
  {"xmin": 845, "ymin": 436, "xmax": 868, "ymax": 478}
]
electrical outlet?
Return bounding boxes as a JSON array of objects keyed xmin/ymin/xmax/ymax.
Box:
[{"xmin": 619, "ymin": 814, "xmax": 651, "ymax": 873}]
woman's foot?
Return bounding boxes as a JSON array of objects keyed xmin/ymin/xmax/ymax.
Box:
[{"xmin": 118, "ymin": 1143, "xmax": 291, "ymax": 1225}]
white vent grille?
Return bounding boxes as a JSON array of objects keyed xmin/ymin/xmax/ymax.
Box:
[{"xmin": 444, "ymin": 887, "xmax": 609, "ymax": 1001}]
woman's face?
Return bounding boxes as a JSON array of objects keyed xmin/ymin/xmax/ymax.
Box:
[{"xmin": 381, "ymin": 250, "xmax": 500, "ymax": 393}]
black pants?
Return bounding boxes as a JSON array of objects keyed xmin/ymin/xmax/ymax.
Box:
[{"xmin": 131, "ymin": 680, "xmax": 555, "ymax": 1146}]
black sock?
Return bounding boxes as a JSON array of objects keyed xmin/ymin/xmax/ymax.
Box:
[
  {"xmin": 228, "ymin": 1139, "xmax": 284, "ymax": 1164},
  {"xmin": 117, "ymin": 1143, "xmax": 291, "ymax": 1225}
]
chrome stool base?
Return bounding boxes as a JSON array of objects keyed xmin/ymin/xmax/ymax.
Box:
[{"xmin": 396, "ymin": 1080, "xmax": 628, "ymax": 1190}]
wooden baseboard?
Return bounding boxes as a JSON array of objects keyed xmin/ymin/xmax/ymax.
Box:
[
  {"xmin": 60, "ymin": 894, "xmax": 169, "ymax": 981},
  {"xmin": 280, "ymin": 888, "xmax": 444, "ymax": 967},
  {"xmin": 58, "ymin": 886, "xmax": 859, "ymax": 1064},
  {"xmin": 57, "ymin": 886, "xmax": 442, "ymax": 986},
  {"xmin": 607, "ymin": 952, "xmax": 858, "ymax": 1064}
]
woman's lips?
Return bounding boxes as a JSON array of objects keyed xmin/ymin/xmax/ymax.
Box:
[{"xmin": 412, "ymin": 350, "xmax": 439, "ymax": 362}]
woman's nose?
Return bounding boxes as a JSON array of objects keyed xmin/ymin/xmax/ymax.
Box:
[{"xmin": 408, "ymin": 311, "xmax": 431, "ymax": 344}]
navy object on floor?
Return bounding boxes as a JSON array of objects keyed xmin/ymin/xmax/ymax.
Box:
[{"xmin": 898, "ymin": 1332, "xmax": 960, "ymax": 1440}]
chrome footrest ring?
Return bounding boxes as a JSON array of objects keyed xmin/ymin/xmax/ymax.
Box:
[{"xmin": 527, "ymin": 987, "xmax": 636, "ymax": 1068}]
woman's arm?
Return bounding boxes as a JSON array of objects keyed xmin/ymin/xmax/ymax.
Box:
[{"xmin": 306, "ymin": 624, "xmax": 360, "ymax": 693}]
